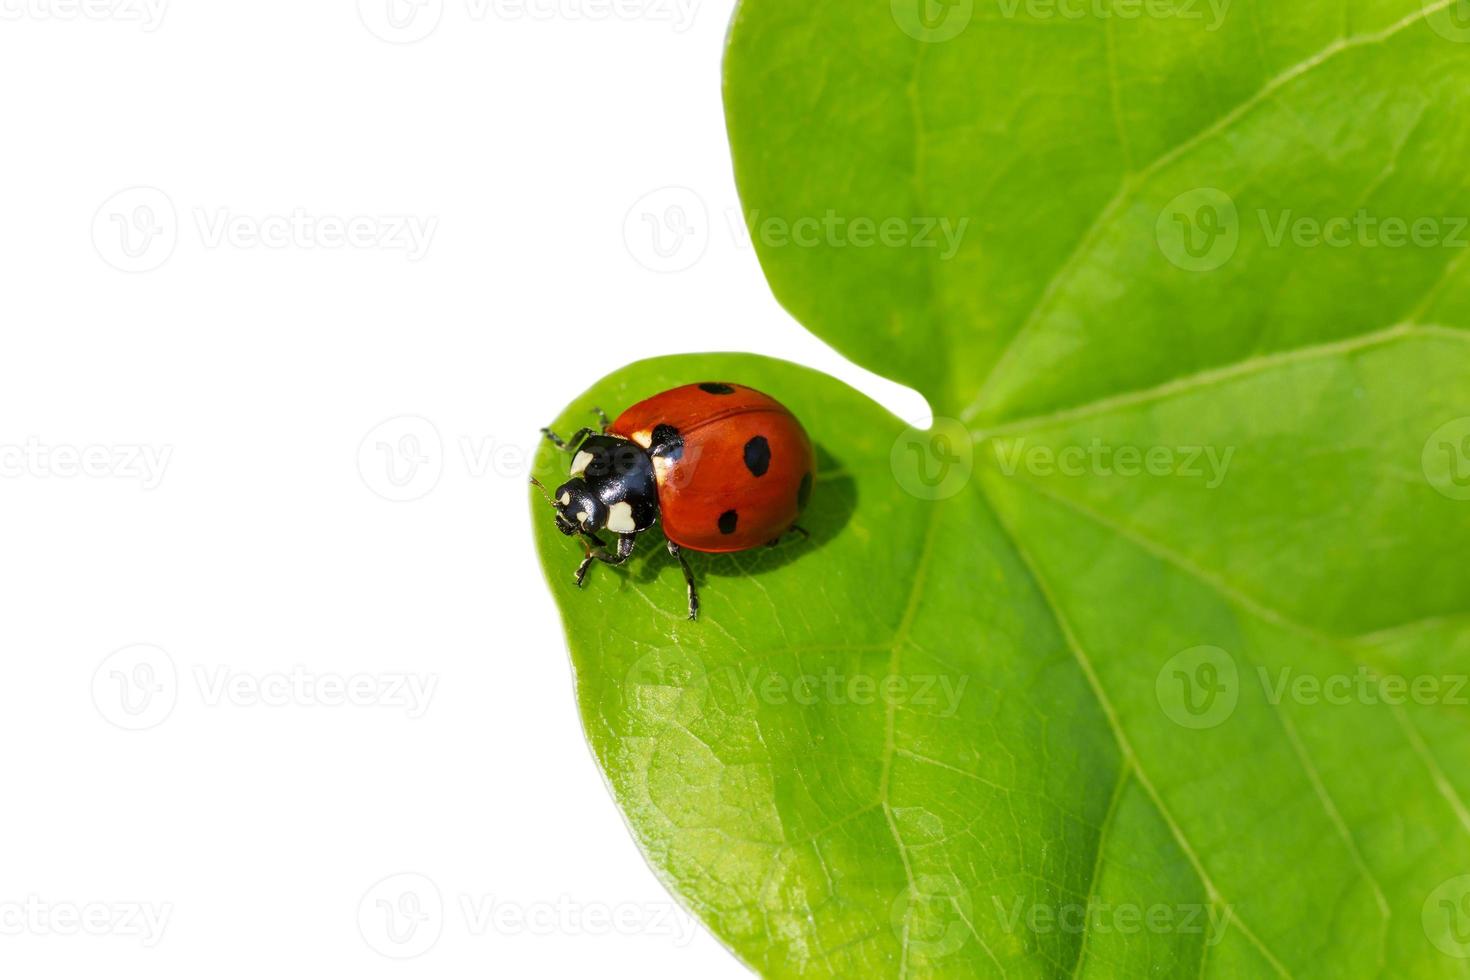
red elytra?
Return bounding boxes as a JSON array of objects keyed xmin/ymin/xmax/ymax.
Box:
[{"xmin": 608, "ymin": 382, "xmax": 815, "ymax": 552}]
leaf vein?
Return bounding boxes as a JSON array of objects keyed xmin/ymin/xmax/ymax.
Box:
[
  {"xmin": 978, "ymin": 480, "xmax": 1296, "ymax": 978},
  {"xmin": 1004, "ymin": 474, "xmax": 1470, "ymax": 845},
  {"xmin": 961, "ymin": 0, "xmax": 1458, "ymax": 424}
]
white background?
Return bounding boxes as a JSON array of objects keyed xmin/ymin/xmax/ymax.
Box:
[{"xmin": 0, "ymin": 0, "xmax": 924, "ymax": 977}]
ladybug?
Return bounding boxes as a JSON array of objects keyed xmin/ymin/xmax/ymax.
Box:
[{"xmin": 535, "ymin": 382, "xmax": 815, "ymax": 620}]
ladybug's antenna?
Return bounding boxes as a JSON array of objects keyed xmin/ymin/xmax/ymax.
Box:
[{"xmin": 528, "ymin": 476, "xmax": 557, "ymax": 507}]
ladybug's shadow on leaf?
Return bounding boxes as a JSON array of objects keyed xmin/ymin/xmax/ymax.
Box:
[{"xmin": 633, "ymin": 443, "xmax": 857, "ymax": 585}]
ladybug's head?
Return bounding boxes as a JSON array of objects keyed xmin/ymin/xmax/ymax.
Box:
[
  {"xmin": 551, "ymin": 478, "xmax": 607, "ymax": 536},
  {"xmin": 533, "ymin": 434, "xmax": 660, "ymax": 541}
]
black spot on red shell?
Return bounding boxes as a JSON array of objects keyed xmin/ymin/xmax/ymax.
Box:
[
  {"xmin": 650, "ymin": 423, "xmax": 683, "ymax": 460},
  {"xmin": 718, "ymin": 510, "xmax": 739, "ymax": 535},
  {"xmin": 797, "ymin": 472, "xmax": 813, "ymax": 512},
  {"xmin": 743, "ymin": 436, "xmax": 771, "ymax": 477},
  {"xmin": 699, "ymin": 382, "xmax": 736, "ymax": 395}
]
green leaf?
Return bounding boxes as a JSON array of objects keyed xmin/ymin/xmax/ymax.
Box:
[{"xmin": 534, "ymin": 2, "xmax": 1470, "ymax": 976}]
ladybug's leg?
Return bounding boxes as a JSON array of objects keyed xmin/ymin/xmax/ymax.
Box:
[
  {"xmin": 590, "ymin": 407, "xmax": 612, "ymax": 432},
  {"xmin": 666, "ymin": 541, "xmax": 700, "ymax": 621},
  {"xmin": 613, "ymin": 534, "xmax": 636, "ymax": 560},
  {"xmin": 574, "ymin": 552, "xmax": 595, "ymax": 587},
  {"xmin": 575, "ymin": 533, "xmax": 637, "ymax": 588},
  {"xmin": 765, "ymin": 525, "xmax": 812, "ymax": 548},
  {"xmin": 541, "ymin": 426, "xmax": 595, "ymax": 453}
]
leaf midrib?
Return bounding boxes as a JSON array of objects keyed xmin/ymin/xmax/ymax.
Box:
[
  {"xmin": 968, "ymin": 322, "xmax": 1466, "ymax": 446},
  {"xmin": 974, "ymin": 475, "xmax": 1297, "ymax": 978},
  {"xmin": 1003, "ymin": 479, "xmax": 1397, "ymax": 968}
]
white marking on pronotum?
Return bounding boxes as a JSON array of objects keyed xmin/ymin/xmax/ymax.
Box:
[
  {"xmin": 570, "ymin": 451, "xmax": 593, "ymax": 477},
  {"xmin": 607, "ymin": 501, "xmax": 636, "ymax": 533},
  {"xmin": 559, "ymin": 492, "xmax": 571, "ymax": 505}
]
